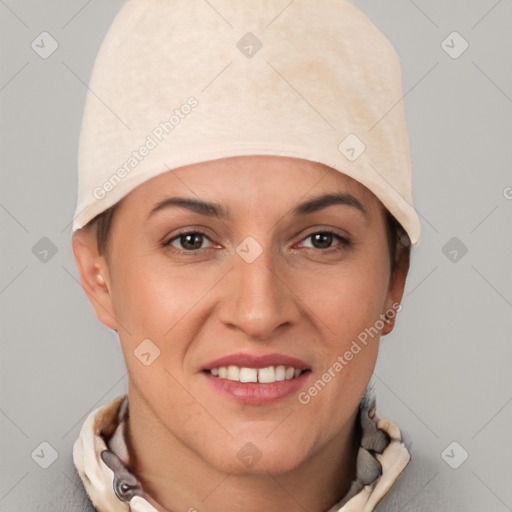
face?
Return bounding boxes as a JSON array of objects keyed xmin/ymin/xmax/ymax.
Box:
[{"xmin": 73, "ymin": 155, "xmax": 408, "ymax": 476}]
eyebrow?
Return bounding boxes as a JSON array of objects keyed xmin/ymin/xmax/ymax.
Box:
[{"xmin": 147, "ymin": 192, "xmax": 367, "ymax": 221}]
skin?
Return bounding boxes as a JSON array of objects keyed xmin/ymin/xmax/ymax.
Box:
[{"xmin": 72, "ymin": 155, "xmax": 409, "ymax": 512}]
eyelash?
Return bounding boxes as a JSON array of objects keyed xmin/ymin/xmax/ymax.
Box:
[{"xmin": 162, "ymin": 228, "xmax": 351, "ymax": 255}]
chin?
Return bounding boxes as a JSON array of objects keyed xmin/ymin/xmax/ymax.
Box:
[{"xmin": 206, "ymin": 438, "xmax": 310, "ymax": 476}]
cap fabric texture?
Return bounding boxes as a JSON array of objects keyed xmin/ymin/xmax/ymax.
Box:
[{"xmin": 72, "ymin": 0, "xmax": 421, "ymax": 245}]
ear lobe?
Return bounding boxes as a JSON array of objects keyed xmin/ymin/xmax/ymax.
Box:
[
  {"xmin": 71, "ymin": 228, "xmax": 118, "ymax": 331},
  {"xmin": 381, "ymin": 250, "xmax": 410, "ymax": 336},
  {"xmin": 381, "ymin": 313, "xmax": 397, "ymax": 336}
]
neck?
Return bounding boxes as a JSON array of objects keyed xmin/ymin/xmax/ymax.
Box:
[{"xmin": 125, "ymin": 388, "xmax": 361, "ymax": 512}]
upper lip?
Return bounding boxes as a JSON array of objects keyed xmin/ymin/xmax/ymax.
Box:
[{"xmin": 202, "ymin": 352, "xmax": 311, "ymax": 371}]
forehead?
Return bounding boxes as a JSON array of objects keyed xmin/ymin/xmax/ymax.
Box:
[
  {"xmin": 119, "ymin": 156, "xmax": 380, "ymax": 214},
  {"xmin": 114, "ymin": 158, "xmax": 389, "ymax": 235}
]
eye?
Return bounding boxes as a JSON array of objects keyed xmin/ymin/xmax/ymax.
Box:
[
  {"xmin": 163, "ymin": 228, "xmax": 350, "ymax": 254},
  {"xmin": 164, "ymin": 231, "xmax": 213, "ymax": 252},
  {"xmin": 299, "ymin": 230, "xmax": 350, "ymax": 251}
]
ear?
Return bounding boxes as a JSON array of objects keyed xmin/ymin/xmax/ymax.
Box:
[
  {"xmin": 71, "ymin": 227, "xmax": 118, "ymax": 331},
  {"xmin": 381, "ymin": 248, "xmax": 410, "ymax": 336}
]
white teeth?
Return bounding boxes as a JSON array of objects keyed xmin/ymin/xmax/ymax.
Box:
[
  {"xmin": 258, "ymin": 366, "xmax": 275, "ymax": 383},
  {"xmin": 227, "ymin": 365, "xmax": 239, "ymax": 380},
  {"xmin": 275, "ymin": 365, "xmax": 286, "ymax": 381},
  {"xmin": 239, "ymin": 367, "xmax": 258, "ymax": 382},
  {"xmin": 209, "ymin": 365, "xmax": 304, "ymax": 383}
]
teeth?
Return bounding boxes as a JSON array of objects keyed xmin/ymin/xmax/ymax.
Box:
[
  {"xmin": 227, "ymin": 365, "xmax": 239, "ymax": 380},
  {"xmin": 239, "ymin": 367, "xmax": 258, "ymax": 383},
  {"xmin": 275, "ymin": 365, "xmax": 286, "ymax": 381},
  {"xmin": 258, "ymin": 366, "xmax": 275, "ymax": 383},
  {"xmin": 209, "ymin": 365, "xmax": 304, "ymax": 383}
]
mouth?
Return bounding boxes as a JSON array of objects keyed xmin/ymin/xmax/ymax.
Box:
[
  {"xmin": 205, "ymin": 365, "xmax": 309, "ymax": 383},
  {"xmin": 201, "ymin": 353, "xmax": 312, "ymax": 405}
]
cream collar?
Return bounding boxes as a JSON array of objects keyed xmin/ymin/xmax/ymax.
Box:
[{"xmin": 73, "ymin": 395, "xmax": 411, "ymax": 512}]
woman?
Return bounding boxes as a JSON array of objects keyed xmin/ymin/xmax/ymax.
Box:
[{"xmin": 71, "ymin": 1, "xmax": 421, "ymax": 511}]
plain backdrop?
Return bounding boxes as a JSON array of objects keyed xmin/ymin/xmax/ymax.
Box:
[{"xmin": 1, "ymin": 1, "xmax": 511, "ymax": 511}]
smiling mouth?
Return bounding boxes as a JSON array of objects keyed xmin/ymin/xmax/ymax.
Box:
[{"xmin": 205, "ymin": 365, "xmax": 310, "ymax": 384}]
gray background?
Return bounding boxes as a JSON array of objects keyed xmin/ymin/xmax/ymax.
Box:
[{"xmin": 1, "ymin": 0, "xmax": 511, "ymax": 511}]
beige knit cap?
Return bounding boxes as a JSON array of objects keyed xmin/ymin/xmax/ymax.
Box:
[{"xmin": 72, "ymin": 0, "xmax": 421, "ymax": 245}]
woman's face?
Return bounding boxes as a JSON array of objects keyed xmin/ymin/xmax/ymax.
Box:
[{"xmin": 86, "ymin": 155, "xmax": 407, "ymax": 474}]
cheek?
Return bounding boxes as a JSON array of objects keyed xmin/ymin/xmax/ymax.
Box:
[
  {"xmin": 293, "ymin": 264, "xmax": 388, "ymax": 441},
  {"xmin": 109, "ymin": 256, "xmax": 223, "ymax": 371},
  {"xmin": 109, "ymin": 261, "xmax": 194, "ymax": 411},
  {"xmin": 299, "ymin": 255, "xmax": 390, "ymax": 341},
  {"xmin": 294, "ymin": 249, "xmax": 389, "ymax": 399},
  {"xmin": 109, "ymin": 251, "xmax": 184, "ymax": 335},
  {"xmin": 107, "ymin": 254, "xmax": 178, "ymax": 376}
]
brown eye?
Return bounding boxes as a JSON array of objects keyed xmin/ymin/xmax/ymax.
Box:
[
  {"xmin": 311, "ymin": 232, "xmax": 334, "ymax": 249},
  {"xmin": 300, "ymin": 230, "xmax": 350, "ymax": 251},
  {"xmin": 165, "ymin": 231, "xmax": 213, "ymax": 252},
  {"xmin": 180, "ymin": 233, "xmax": 204, "ymax": 250}
]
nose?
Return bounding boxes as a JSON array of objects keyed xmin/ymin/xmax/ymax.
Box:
[{"xmin": 218, "ymin": 244, "xmax": 302, "ymax": 341}]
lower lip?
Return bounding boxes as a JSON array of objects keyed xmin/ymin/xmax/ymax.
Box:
[{"xmin": 203, "ymin": 371, "xmax": 311, "ymax": 405}]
